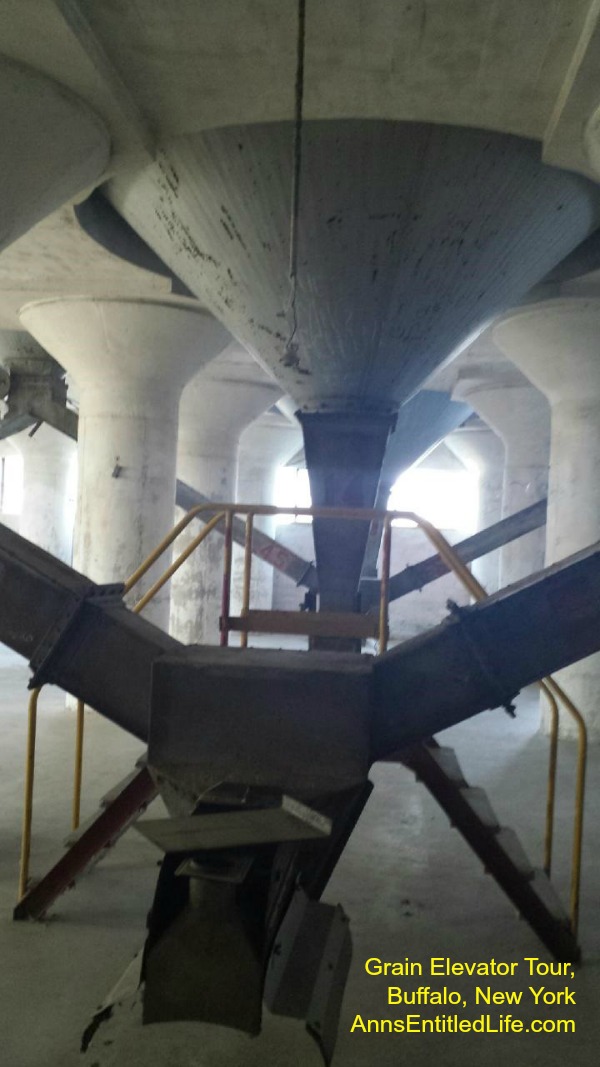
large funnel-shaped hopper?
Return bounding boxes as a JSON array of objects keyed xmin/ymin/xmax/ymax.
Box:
[
  {"xmin": 0, "ymin": 58, "xmax": 110, "ymax": 253},
  {"xmin": 106, "ymin": 121, "xmax": 600, "ymax": 606},
  {"xmin": 107, "ymin": 121, "xmax": 600, "ymax": 411}
]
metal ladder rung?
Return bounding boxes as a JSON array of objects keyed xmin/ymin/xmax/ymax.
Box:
[
  {"xmin": 14, "ymin": 768, "xmax": 157, "ymax": 921},
  {"xmin": 459, "ymin": 786, "xmax": 500, "ymax": 830},
  {"xmin": 493, "ymin": 828, "xmax": 535, "ymax": 878},
  {"xmin": 529, "ymin": 870, "xmax": 571, "ymax": 924},
  {"xmin": 226, "ymin": 610, "xmax": 379, "ymax": 639}
]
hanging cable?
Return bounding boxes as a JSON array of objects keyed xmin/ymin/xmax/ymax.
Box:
[{"xmin": 284, "ymin": 0, "xmax": 307, "ymax": 365}]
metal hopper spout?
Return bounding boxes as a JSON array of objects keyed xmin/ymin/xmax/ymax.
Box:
[{"xmin": 299, "ymin": 410, "xmax": 395, "ymax": 614}]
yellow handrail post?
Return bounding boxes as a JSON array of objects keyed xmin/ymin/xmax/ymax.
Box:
[
  {"xmin": 379, "ymin": 515, "xmax": 393, "ymax": 654},
  {"xmin": 72, "ymin": 699, "xmax": 85, "ymax": 831},
  {"xmin": 543, "ymin": 677, "xmax": 587, "ymax": 937},
  {"xmin": 19, "ymin": 687, "xmax": 40, "ymax": 901},
  {"xmin": 132, "ymin": 511, "xmax": 226, "ymax": 615},
  {"xmin": 220, "ymin": 511, "xmax": 234, "ymax": 647},
  {"xmin": 539, "ymin": 682, "xmax": 559, "ymax": 876},
  {"xmin": 123, "ymin": 503, "xmax": 207, "ymax": 593},
  {"xmin": 241, "ymin": 513, "xmax": 254, "ymax": 649}
]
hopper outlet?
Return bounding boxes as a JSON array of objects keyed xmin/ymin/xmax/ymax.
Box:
[{"xmin": 298, "ymin": 410, "xmax": 395, "ymax": 617}]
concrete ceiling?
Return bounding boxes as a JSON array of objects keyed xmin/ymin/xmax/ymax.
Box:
[
  {"xmin": 1, "ymin": 1, "xmax": 593, "ymax": 160},
  {"xmin": 66, "ymin": 1, "xmax": 594, "ymax": 144},
  {"xmin": 425, "ymin": 326, "xmax": 531, "ymax": 392},
  {"xmin": 1, "ymin": 2, "xmax": 599, "ymax": 171},
  {"xmin": 0, "ymin": 206, "xmax": 171, "ymax": 329}
]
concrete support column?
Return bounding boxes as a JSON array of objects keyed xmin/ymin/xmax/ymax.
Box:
[
  {"xmin": 454, "ymin": 376, "xmax": 550, "ymax": 586},
  {"xmin": 73, "ymin": 376, "xmax": 182, "ymax": 628},
  {"xmin": 14, "ymin": 424, "xmax": 76, "ymax": 562},
  {"xmin": 231, "ymin": 408, "xmax": 302, "ymax": 615},
  {"xmin": 495, "ymin": 297, "xmax": 600, "ymax": 740},
  {"xmin": 170, "ymin": 347, "xmax": 281, "ymax": 644},
  {"xmin": 446, "ymin": 423, "xmax": 505, "ymax": 593},
  {"xmin": 20, "ymin": 297, "xmax": 230, "ymax": 630}
]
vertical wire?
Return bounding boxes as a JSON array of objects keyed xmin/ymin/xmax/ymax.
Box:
[{"xmin": 286, "ymin": 0, "xmax": 307, "ymax": 357}]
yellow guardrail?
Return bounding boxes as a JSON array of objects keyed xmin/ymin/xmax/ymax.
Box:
[
  {"xmin": 19, "ymin": 502, "xmax": 587, "ymax": 936},
  {"xmin": 18, "ymin": 687, "xmax": 40, "ymax": 901}
]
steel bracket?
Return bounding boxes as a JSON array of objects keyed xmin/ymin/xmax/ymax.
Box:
[
  {"xmin": 265, "ymin": 886, "xmax": 352, "ymax": 1065},
  {"xmin": 29, "ymin": 583, "xmax": 125, "ymax": 689},
  {"xmin": 446, "ymin": 598, "xmax": 518, "ymax": 716}
]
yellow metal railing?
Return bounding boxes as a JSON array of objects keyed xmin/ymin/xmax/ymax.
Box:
[
  {"xmin": 17, "ymin": 511, "xmax": 225, "ymax": 901},
  {"xmin": 123, "ymin": 498, "xmax": 587, "ymax": 934},
  {"xmin": 18, "ymin": 687, "xmax": 40, "ymax": 901},
  {"xmin": 19, "ymin": 686, "xmax": 93, "ymax": 901},
  {"xmin": 19, "ymin": 502, "xmax": 587, "ymax": 935},
  {"xmin": 540, "ymin": 678, "xmax": 587, "ymax": 935}
]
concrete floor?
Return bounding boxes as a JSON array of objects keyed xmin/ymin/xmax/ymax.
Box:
[{"xmin": 0, "ymin": 650, "xmax": 598, "ymax": 1066}]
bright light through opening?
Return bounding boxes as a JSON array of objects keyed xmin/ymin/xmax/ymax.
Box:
[
  {"xmin": 274, "ymin": 466, "xmax": 312, "ymax": 522},
  {"xmin": 388, "ymin": 467, "xmax": 479, "ymax": 532},
  {"xmin": 0, "ymin": 454, "xmax": 23, "ymax": 515},
  {"xmin": 275, "ymin": 464, "xmax": 478, "ymax": 533}
]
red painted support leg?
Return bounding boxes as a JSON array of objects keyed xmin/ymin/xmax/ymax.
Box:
[{"xmin": 13, "ymin": 767, "xmax": 157, "ymax": 921}]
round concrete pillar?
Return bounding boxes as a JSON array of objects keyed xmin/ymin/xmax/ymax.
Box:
[
  {"xmin": 13, "ymin": 424, "xmax": 76, "ymax": 562},
  {"xmin": 231, "ymin": 407, "xmax": 302, "ymax": 616},
  {"xmin": 20, "ymin": 297, "xmax": 230, "ymax": 629},
  {"xmin": 454, "ymin": 376, "xmax": 550, "ymax": 586},
  {"xmin": 170, "ymin": 346, "xmax": 281, "ymax": 644},
  {"xmin": 0, "ymin": 57, "xmax": 109, "ymax": 252},
  {"xmin": 446, "ymin": 423, "xmax": 505, "ymax": 592},
  {"xmin": 495, "ymin": 297, "xmax": 600, "ymax": 740}
]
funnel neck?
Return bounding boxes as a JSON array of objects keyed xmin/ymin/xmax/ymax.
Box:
[{"xmin": 298, "ymin": 410, "xmax": 394, "ymax": 617}]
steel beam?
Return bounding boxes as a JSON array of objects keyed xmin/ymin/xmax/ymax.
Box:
[
  {"xmin": 0, "ymin": 522, "xmax": 176, "ymax": 740},
  {"xmin": 14, "ymin": 768, "xmax": 156, "ymax": 921},
  {"xmin": 0, "ymin": 412, "xmax": 37, "ymax": 440},
  {"xmin": 373, "ymin": 540, "xmax": 600, "ymax": 757},
  {"xmin": 175, "ymin": 480, "xmax": 318, "ymax": 592},
  {"xmin": 360, "ymin": 497, "xmax": 547, "ymax": 607},
  {"xmin": 3, "ymin": 522, "xmax": 600, "ymax": 760}
]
